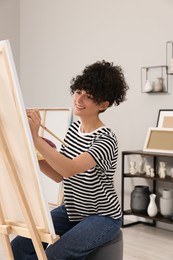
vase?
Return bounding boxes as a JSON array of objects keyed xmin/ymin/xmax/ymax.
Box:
[
  {"xmin": 160, "ymin": 189, "xmax": 173, "ymax": 218},
  {"xmin": 147, "ymin": 194, "xmax": 158, "ymax": 217},
  {"xmin": 162, "ymin": 188, "xmax": 173, "ymax": 199},
  {"xmin": 143, "ymin": 80, "xmax": 153, "ymax": 93},
  {"xmin": 153, "ymin": 77, "xmax": 163, "ymax": 92},
  {"xmin": 130, "ymin": 185, "xmax": 151, "ymax": 213}
]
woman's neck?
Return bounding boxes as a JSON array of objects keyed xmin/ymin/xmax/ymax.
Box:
[{"xmin": 79, "ymin": 118, "xmax": 104, "ymax": 133}]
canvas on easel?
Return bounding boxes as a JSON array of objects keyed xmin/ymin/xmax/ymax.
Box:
[
  {"xmin": 38, "ymin": 107, "xmax": 72, "ymax": 207},
  {"xmin": 0, "ymin": 40, "xmax": 59, "ymax": 259}
]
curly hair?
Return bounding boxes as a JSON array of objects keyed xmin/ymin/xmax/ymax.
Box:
[{"xmin": 70, "ymin": 60, "xmax": 129, "ymax": 107}]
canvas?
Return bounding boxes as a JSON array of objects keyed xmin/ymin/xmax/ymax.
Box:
[
  {"xmin": 0, "ymin": 40, "xmax": 59, "ymax": 258},
  {"xmin": 37, "ymin": 107, "xmax": 72, "ymax": 206},
  {"xmin": 143, "ymin": 127, "xmax": 173, "ymax": 154}
]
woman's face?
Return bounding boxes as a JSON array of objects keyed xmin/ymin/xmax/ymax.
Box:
[{"xmin": 73, "ymin": 89, "xmax": 101, "ymax": 117}]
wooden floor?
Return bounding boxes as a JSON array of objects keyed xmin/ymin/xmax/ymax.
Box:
[
  {"xmin": 123, "ymin": 224, "xmax": 173, "ymax": 260},
  {"xmin": 0, "ymin": 224, "xmax": 173, "ymax": 259}
]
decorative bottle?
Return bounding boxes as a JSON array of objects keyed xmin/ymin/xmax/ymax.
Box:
[
  {"xmin": 130, "ymin": 185, "xmax": 151, "ymax": 213},
  {"xmin": 147, "ymin": 194, "xmax": 158, "ymax": 217},
  {"xmin": 143, "ymin": 79, "xmax": 153, "ymax": 93}
]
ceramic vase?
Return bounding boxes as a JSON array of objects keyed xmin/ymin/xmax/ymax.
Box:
[
  {"xmin": 147, "ymin": 194, "xmax": 158, "ymax": 217},
  {"xmin": 153, "ymin": 77, "xmax": 163, "ymax": 92},
  {"xmin": 130, "ymin": 185, "xmax": 151, "ymax": 213},
  {"xmin": 143, "ymin": 79, "xmax": 153, "ymax": 93},
  {"xmin": 160, "ymin": 189, "xmax": 173, "ymax": 218}
]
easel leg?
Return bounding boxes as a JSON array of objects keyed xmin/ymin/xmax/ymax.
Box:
[
  {"xmin": 0, "ymin": 124, "xmax": 47, "ymax": 260},
  {"xmin": 0, "ymin": 234, "xmax": 14, "ymax": 260},
  {"xmin": 0, "ymin": 203, "xmax": 14, "ymax": 259}
]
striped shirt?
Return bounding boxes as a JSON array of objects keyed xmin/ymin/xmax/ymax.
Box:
[{"xmin": 60, "ymin": 120, "xmax": 122, "ymax": 221}]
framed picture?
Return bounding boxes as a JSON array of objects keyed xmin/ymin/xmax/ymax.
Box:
[
  {"xmin": 156, "ymin": 109, "xmax": 173, "ymax": 128},
  {"xmin": 143, "ymin": 127, "xmax": 173, "ymax": 154}
]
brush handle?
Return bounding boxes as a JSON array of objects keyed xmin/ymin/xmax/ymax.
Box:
[{"xmin": 40, "ymin": 124, "xmax": 67, "ymax": 147}]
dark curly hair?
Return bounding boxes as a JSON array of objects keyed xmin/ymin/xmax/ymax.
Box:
[{"xmin": 70, "ymin": 60, "xmax": 129, "ymax": 107}]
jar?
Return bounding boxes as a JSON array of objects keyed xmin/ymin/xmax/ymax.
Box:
[
  {"xmin": 160, "ymin": 189, "xmax": 173, "ymax": 218},
  {"xmin": 153, "ymin": 77, "xmax": 163, "ymax": 92},
  {"xmin": 130, "ymin": 185, "xmax": 151, "ymax": 213}
]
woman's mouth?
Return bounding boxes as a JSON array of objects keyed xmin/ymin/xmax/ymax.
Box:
[{"xmin": 75, "ymin": 104, "xmax": 85, "ymax": 110}]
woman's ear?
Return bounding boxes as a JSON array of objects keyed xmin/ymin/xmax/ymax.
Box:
[{"xmin": 99, "ymin": 101, "xmax": 109, "ymax": 112}]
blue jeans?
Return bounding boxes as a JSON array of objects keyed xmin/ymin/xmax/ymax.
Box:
[{"xmin": 11, "ymin": 205, "xmax": 122, "ymax": 260}]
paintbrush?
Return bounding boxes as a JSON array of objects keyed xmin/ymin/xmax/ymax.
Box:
[{"xmin": 40, "ymin": 124, "xmax": 67, "ymax": 147}]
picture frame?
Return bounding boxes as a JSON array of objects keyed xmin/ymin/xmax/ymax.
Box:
[
  {"xmin": 156, "ymin": 109, "xmax": 173, "ymax": 128},
  {"xmin": 143, "ymin": 127, "xmax": 173, "ymax": 154}
]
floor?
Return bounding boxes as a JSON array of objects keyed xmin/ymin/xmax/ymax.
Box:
[
  {"xmin": 123, "ymin": 224, "xmax": 173, "ymax": 260},
  {"xmin": 0, "ymin": 224, "xmax": 173, "ymax": 259}
]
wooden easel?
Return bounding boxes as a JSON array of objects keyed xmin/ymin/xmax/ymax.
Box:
[
  {"xmin": 0, "ymin": 39, "xmax": 60, "ymax": 259},
  {"xmin": 0, "ymin": 119, "xmax": 59, "ymax": 260}
]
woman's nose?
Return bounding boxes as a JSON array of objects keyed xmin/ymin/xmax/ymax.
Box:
[{"xmin": 77, "ymin": 93, "xmax": 85, "ymax": 102}]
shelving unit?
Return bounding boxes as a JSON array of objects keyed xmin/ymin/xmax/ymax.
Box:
[{"xmin": 121, "ymin": 150, "xmax": 173, "ymax": 228}]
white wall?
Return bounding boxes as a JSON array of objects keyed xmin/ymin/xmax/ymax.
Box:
[
  {"xmin": 19, "ymin": 0, "xmax": 173, "ymax": 197},
  {"xmin": 0, "ymin": 0, "xmax": 20, "ymax": 72}
]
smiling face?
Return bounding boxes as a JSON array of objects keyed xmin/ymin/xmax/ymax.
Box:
[{"xmin": 73, "ymin": 89, "xmax": 109, "ymax": 118}]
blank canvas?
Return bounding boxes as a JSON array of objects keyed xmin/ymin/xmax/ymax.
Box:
[{"xmin": 0, "ymin": 40, "xmax": 56, "ymax": 242}]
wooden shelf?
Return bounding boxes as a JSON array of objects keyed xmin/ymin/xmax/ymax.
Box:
[
  {"xmin": 124, "ymin": 210, "xmax": 173, "ymax": 225},
  {"xmin": 121, "ymin": 150, "xmax": 173, "ymax": 228},
  {"xmin": 124, "ymin": 173, "xmax": 173, "ymax": 183}
]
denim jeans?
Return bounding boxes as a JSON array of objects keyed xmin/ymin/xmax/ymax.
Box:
[{"xmin": 11, "ymin": 205, "xmax": 122, "ymax": 260}]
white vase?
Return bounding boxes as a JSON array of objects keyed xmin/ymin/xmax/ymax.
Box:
[
  {"xmin": 143, "ymin": 80, "xmax": 153, "ymax": 93},
  {"xmin": 147, "ymin": 194, "xmax": 158, "ymax": 217},
  {"xmin": 159, "ymin": 189, "xmax": 173, "ymax": 218},
  {"xmin": 153, "ymin": 77, "xmax": 163, "ymax": 92},
  {"xmin": 160, "ymin": 197, "xmax": 173, "ymax": 218},
  {"xmin": 162, "ymin": 189, "xmax": 173, "ymax": 199}
]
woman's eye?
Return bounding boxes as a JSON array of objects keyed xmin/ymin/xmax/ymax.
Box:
[{"xmin": 87, "ymin": 95, "xmax": 93, "ymax": 99}]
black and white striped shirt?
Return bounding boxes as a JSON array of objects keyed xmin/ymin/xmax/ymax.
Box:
[{"xmin": 60, "ymin": 120, "xmax": 122, "ymax": 221}]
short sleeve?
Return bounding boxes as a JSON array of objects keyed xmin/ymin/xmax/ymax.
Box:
[{"xmin": 87, "ymin": 133, "xmax": 118, "ymax": 171}]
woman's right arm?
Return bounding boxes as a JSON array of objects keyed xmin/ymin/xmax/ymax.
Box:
[{"xmin": 38, "ymin": 160, "xmax": 63, "ymax": 183}]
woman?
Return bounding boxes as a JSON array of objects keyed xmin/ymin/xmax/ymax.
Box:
[{"xmin": 11, "ymin": 60, "xmax": 129, "ymax": 259}]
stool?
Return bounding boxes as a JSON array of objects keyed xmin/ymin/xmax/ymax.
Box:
[{"xmin": 86, "ymin": 229, "xmax": 123, "ymax": 260}]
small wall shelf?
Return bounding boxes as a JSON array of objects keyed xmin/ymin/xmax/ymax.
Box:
[
  {"xmin": 141, "ymin": 65, "xmax": 168, "ymax": 93},
  {"xmin": 166, "ymin": 41, "xmax": 173, "ymax": 75}
]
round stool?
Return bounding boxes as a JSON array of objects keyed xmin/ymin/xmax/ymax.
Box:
[{"xmin": 86, "ymin": 229, "xmax": 123, "ymax": 260}]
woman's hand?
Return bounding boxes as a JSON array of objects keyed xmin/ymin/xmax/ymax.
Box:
[{"xmin": 26, "ymin": 109, "xmax": 41, "ymax": 141}]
